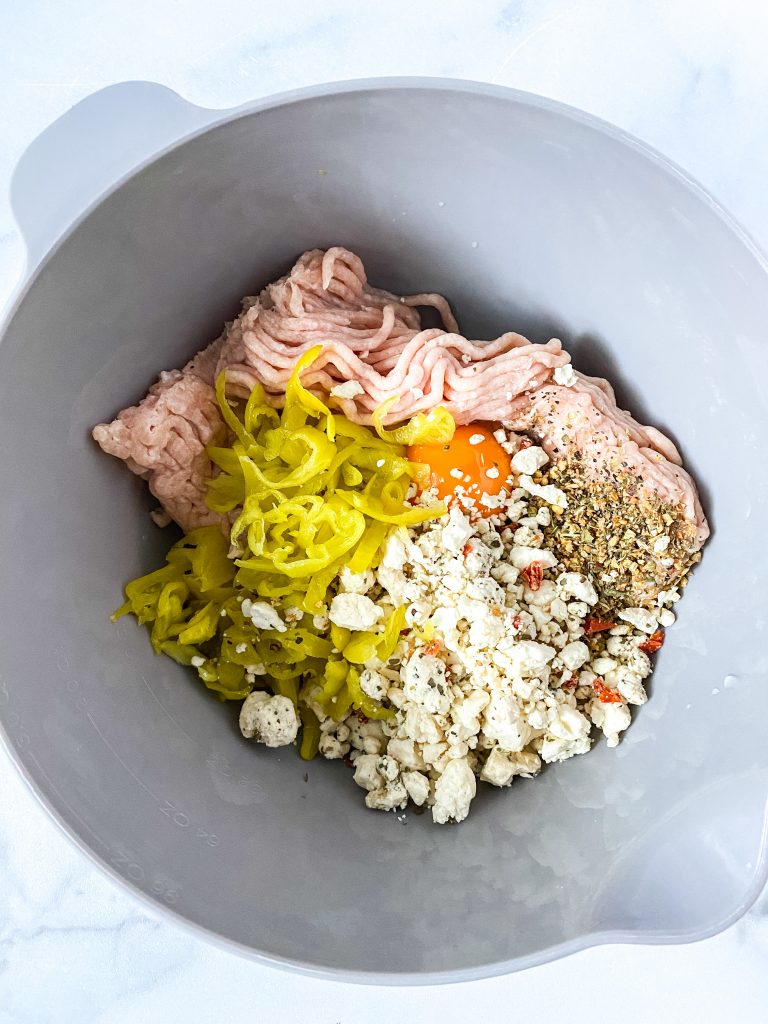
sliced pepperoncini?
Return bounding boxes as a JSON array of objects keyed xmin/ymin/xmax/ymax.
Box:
[{"xmin": 115, "ymin": 349, "xmax": 447, "ymax": 753}]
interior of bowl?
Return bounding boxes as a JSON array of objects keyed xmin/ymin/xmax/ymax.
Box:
[{"xmin": 1, "ymin": 81, "xmax": 768, "ymax": 980}]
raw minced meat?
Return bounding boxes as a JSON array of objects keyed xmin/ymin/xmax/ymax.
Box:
[{"xmin": 92, "ymin": 247, "xmax": 707, "ymax": 563}]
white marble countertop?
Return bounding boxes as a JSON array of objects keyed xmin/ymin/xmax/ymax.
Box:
[{"xmin": 2, "ymin": 1, "xmax": 768, "ymax": 1020}]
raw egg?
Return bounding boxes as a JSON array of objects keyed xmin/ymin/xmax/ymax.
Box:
[{"xmin": 408, "ymin": 424, "xmax": 512, "ymax": 515}]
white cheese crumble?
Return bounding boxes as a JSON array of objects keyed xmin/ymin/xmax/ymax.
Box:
[
  {"xmin": 518, "ymin": 474, "xmax": 568, "ymax": 509},
  {"xmin": 432, "ymin": 758, "xmax": 476, "ymax": 824},
  {"xmin": 328, "ymin": 593, "xmax": 384, "ymax": 631},
  {"xmin": 553, "ymin": 364, "xmax": 577, "ymax": 387},
  {"xmin": 329, "ymin": 380, "xmax": 365, "ymax": 399},
  {"xmin": 511, "ymin": 445, "xmax": 549, "ymax": 475},
  {"xmin": 339, "ymin": 567, "xmax": 375, "ymax": 595},
  {"xmin": 241, "ymin": 599, "xmax": 287, "ymax": 633},
  {"xmin": 239, "ymin": 693, "xmax": 299, "ymax": 747},
  {"xmin": 618, "ymin": 606, "xmax": 659, "ymax": 634}
]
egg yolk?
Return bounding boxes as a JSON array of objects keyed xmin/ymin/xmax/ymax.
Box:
[{"xmin": 408, "ymin": 424, "xmax": 512, "ymax": 516}]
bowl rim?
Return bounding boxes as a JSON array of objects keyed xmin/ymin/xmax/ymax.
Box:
[{"xmin": 2, "ymin": 74, "xmax": 768, "ymax": 985}]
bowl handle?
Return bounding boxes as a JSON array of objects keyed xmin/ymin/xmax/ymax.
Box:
[{"xmin": 10, "ymin": 81, "xmax": 222, "ymax": 272}]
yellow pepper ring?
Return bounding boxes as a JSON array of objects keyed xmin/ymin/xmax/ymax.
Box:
[{"xmin": 115, "ymin": 349, "xmax": 454, "ymax": 752}]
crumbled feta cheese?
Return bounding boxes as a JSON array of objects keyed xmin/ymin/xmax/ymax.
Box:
[
  {"xmin": 452, "ymin": 690, "xmax": 490, "ymax": 736},
  {"xmin": 618, "ymin": 606, "xmax": 659, "ymax": 634},
  {"xmin": 658, "ymin": 608, "xmax": 676, "ymax": 627},
  {"xmin": 499, "ymin": 639, "xmax": 556, "ymax": 677},
  {"xmin": 348, "ymin": 717, "xmax": 387, "ymax": 755},
  {"xmin": 539, "ymin": 705, "xmax": 591, "ymax": 762},
  {"xmin": 480, "ymin": 748, "xmax": 541, "ymax": 786},
  {"xmin": 550, "ymin": 597, "xmax": 568, "ymax": 620},
  {"xmin": 376, "ymin": 754, "xmax": 400, "ymax": 782},
  {"xmin": 387, "ymin": 737, "xmax": 425, "ymax": 769},
  {"xmin": 353, "ymin": 753, "xmax": 384, "ymax": 791},
  {"xmin": 518, "ymin": 474, "xmax": 568, "ymax": 509},
  {"xmin": 377, "ymin": 566, "xmax": 420, "ymax": 606},
  {"xmin": 432, "ymin": 757, "xmax": 476, "ymax": 824},
  {"xmin": 513, "ymin": 525, "xmax": 543, "ymax": 548},
  {"xmin": 440, "ymin": 506, "xmax": 474, "ymax": 554},
  {"xmin": 190, "ymin": 655, "xmax": 205, "ymax": 668},
  {"xmin": 568, "ymin": 600, "xmax": 590, "ymax": 619},
  {"xmin": 511, "ymin": 445, "xmax": 549, "ymax": 475},
  {"xmin": 491, "ymin": 562, "xmax": 520, "ymax": 585},
  {"xmin": 508, "ymin": 546, "xmax": 559, "ymax": 571},
  {"xmin": 241, "ymin": 599, "xmax": 287, "ymax": 633},
  {"xmin": 328, "ymin": 593, "xmax": 383, "ymax": 631},
  {"xmin": 652, "ymin": 535, "xmax": 670, "ymax": 553},
  {"xmin": 590, "ymin": 699, "xmax": 631, "ymax": 747},
  {"xmin": 608, "ymin": 667, "xmax": 648, "ymax": 706},
  {"xmin": 360, "ymin": 667, "xmax": 388, "ymax": 701},
  {"xmin": 559, "ymin": 640, "xmax": 590, "ymax": 672},
  {"xmin": 469, "ymin": 433, "xmax": 486, "ymax": 446},
  {"xmin": 468, "ymin": 615, "xmax": 506, "ymax": 649},
  {"xmin": 606, "ymin": 635, "xmax": 637, "ymax": 659},
  {"xmin": 524, "ymin": 579, "xmax": 556, "ymax": 607},
  {"xmin": 387, "ymin": 686, "xmax": 405, "ymax": 709},
  {"xmin": 557, "ymin": 573, "xmax": 599, "ymax": 605},
  {"xmin": 430, "ymin": 605, "xmax": 462, "ymax": 646},
  {"xmin": 239, "ymin": 693, "xmax": 299, "ymax": 747},
  {"xmin": 339, "ymin": 566, "xmax": 375, "ymax": 595},
  {"xmin": 403, "ymin": 705, "xmax": 443, "ymax": 744},
  {"xmin": 402, "ymin": 651, "xmax": 451, "ymax": 715},
  {"xmin": 366, "ymin": 781, "xmax": 409, "ymax": 812},
  {"xmin": 319, "ymin": 732, "xmax": 350, "ymax": 759},
  {"xmin": 627, "ymin": 648, "xmax": 652, "ymax": 676},
  {"xmin": 329, "ymin": 379, "xmax": 365, "ymax": 399},
  {"xmin": 482, "ymin": 691, "xmax": 533, "ymax": 752},
  {"xmin": 402, "ymin": 770, "xmax": 430, "ymax": 806},
  {"xmin": 381, "ymin": 530, "xmax": 409, "ymax": 571},
  {"xmin": 592, "ymin": 656, "xmax": 618, "ymax": 675},
  {"xmin": 553, "ymin": 364, "xmax": 577, "ymax": 387},
  {"xmin": 421, "ymin": 741, "xmax": 449, "ymax": 767}
]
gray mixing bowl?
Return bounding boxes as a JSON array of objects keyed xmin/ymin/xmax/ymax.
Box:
[{"xmin": 1, "ymin": 78, "xmax": 768, "ymax": 982}]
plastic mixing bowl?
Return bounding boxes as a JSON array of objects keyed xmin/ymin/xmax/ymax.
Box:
[{"xmin": 1, "ymin": 79, "xmax": 767, "ymax": 982}]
